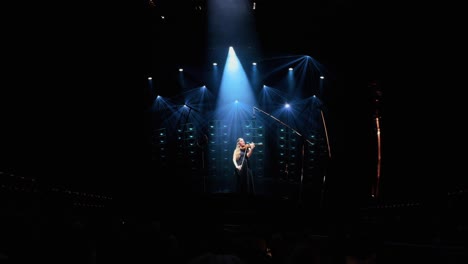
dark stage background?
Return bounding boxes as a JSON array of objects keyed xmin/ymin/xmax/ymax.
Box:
[{"xmin": 1, "ymin": 1, "xmax": 466, "ymax": 263}]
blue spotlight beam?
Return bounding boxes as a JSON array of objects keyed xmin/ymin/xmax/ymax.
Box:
[
  {"xmin": 253, "ymin": 106, "xmax": 315, "ymax": 147},
  {"xmin": 184, "ymin": 104, "xmax": 200, "ymax": 113}
]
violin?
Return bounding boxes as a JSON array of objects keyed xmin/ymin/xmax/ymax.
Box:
[
  {"xmin": 239, "ymin": 144, "xmax": 251, "ymax": 150},
  {"xmin": 239, "ymin": 142, "xmax": 263, "ymax": 150}
]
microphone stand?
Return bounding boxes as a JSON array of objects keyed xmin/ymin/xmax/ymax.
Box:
[
  {"xmin": 182, "ymin": 106, "xmax": 192, "ymax": 192},
  {"xmin": 253, "ymin": 107, "xmax": 314, "ymax": 203},
  {"xmin": 319, "ymin": 109, "xmax": 331, "ymax": 209}
]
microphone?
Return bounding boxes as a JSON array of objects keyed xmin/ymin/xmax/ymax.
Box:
[{"xmin": 252, "ymin": 106, "xmax": 256, "ymax": 119}]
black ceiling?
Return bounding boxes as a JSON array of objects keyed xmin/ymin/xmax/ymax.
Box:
[{"xmin": 146, "ymin": 0, "xmax": 385, "ymax": 83}]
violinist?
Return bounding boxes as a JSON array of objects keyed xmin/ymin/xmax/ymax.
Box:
[{"xmin": 233, "ymin": 138, "xmax": 256, "ymax": 195}]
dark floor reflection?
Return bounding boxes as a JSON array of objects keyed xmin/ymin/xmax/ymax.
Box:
[{"xmin": 1, "ymin": 184, "xmax": 467, "ymax": 264}]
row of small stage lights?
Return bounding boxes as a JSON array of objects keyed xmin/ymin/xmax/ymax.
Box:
[{"xmin": 0, "ymin": 171, "xmax": 112, "ymax": 207}]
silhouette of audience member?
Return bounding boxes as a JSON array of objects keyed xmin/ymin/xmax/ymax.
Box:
[
  {"xmin": 286, "ymin": 242, "xmax": 324, "ymax": 264},
  {"xmin": 187, "ymin": 253, "xmax": 246, "ymax": 264},
  {"xmin": 123, "ymin": 220, "xmax": 182, "ymax": 264}
]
